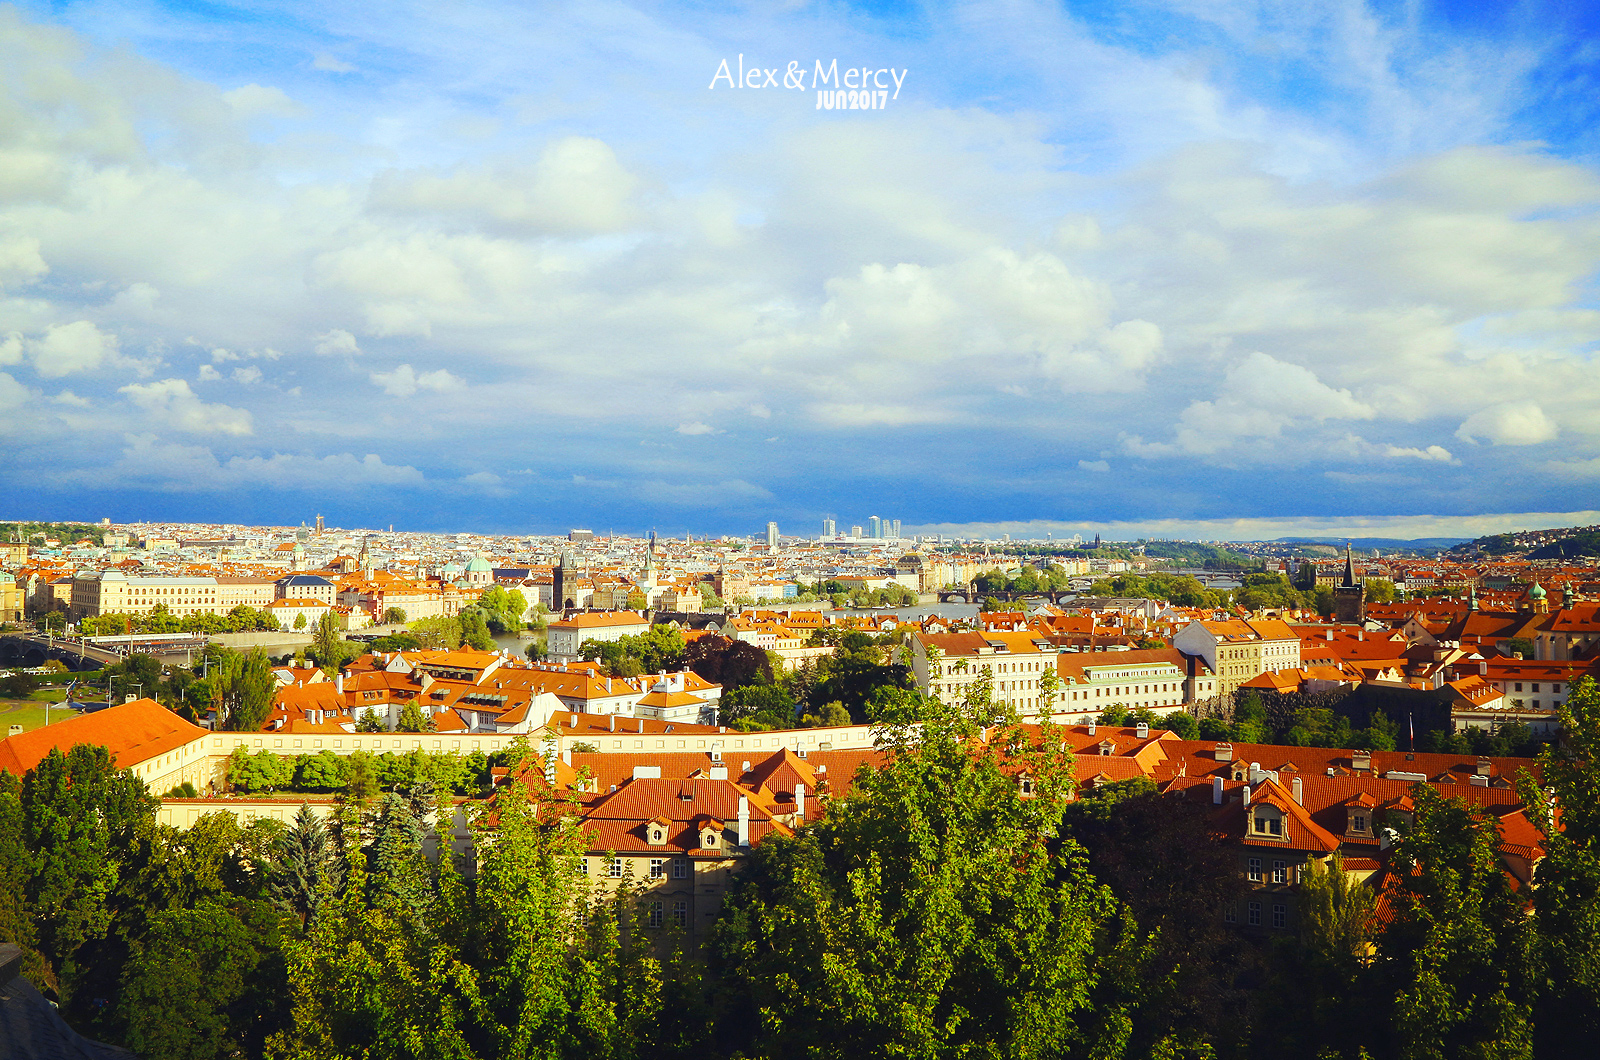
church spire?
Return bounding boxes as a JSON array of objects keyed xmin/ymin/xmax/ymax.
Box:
[{"xmin": 1341, "ymin": 544, "xmax": 1357, "ymax": 588}]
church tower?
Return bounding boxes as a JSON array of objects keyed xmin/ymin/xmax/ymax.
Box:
[
  {"xmin": 359, "ymin": 537, "xmax": 374, "ymax": 581},
  {"xmin": 555, "ymin": 549, "xmax": 576, "ymax": 610},
  {"xmin": 1333, "ymin": 544, "xmax": 1366, "ymax": 624},
  {"xmin": 642, "ymin": 531, "xmax": 658, "ymax": 589}
]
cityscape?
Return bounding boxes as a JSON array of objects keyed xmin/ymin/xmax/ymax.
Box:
[{"xmin": 3, "ymin": 1, "xmax": 1600, "ymax": 1059}]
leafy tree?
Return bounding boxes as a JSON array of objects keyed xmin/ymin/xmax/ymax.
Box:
[
  {"xmin": 293, "ymin": 751, "xmax": 347, "ymax": 793},
  {"xmin": 228, "ymin": 748, "xmax": 293, "ymax": 793},
  {"xmin": 721, "ymin": 683, "xmax": 796, "ymax": 725},
  {"xmin": 293, "ymin": 612, "xmax": 307, "ymax": 630},
  {"xmin": 310, "ymin": 610, "xmax": 358, "ymax": 672},
  {"xmin": 1519, "ymin": 674, "xmax": 1600, "ymax": 1054},
  {"xmin": 459, "ymin": 606, "xmax": 495, "ymax": 650},
  {"xmin": 18, "ymin": 744, "xmax": 157, "ymax": 1009},
  {"xmin": 409, "ymin": 614, "xmax": 464, "ymax": 650},
  {"xmin": 1158, "ymin": 710, "xmax": 1198, "ymax": 739},
  {"xmin": 106, "ymin": 651, "xmax": 162, "ymax": 703},
  {"xmin": 1365, "ymin": 578, "xmax": 1397, "ymax": 603},
  {"xmin": 1062, "ymin": 777, "xmax": 1250, "ymax": 1055},
  {"xmin": 216, "ymin": 648, "xmax": 276, "ymax": 731},
  {"xmin": 357, "ymin": 707, "xmax": 385, "ymax": 732},
  {"xmin": 396, "ymin": 699, "xmax": 433, "ymax": 733},
  {"xmin": 1379, "ymin": 785, "xmax": 1535, "ymax": 1060},
  {"xmin": 713, "ymin": 708, "xmax": 1115, "ymax": 1059},
  {"xmin": 382, "ymin": 606, "xmax": 408, "ymax": 625},
  {"xmin": 0, "ymin": 670, "xmax": 34, "ymax": 698},
  {"xmin": 117, "ymin": 900, "xmax": 285, "ymax": 1060},
  {"xmin": 684, "ymin": 635, "xmax": 774, "ymax": 692}
]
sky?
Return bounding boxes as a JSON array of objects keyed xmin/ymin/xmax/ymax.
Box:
[{"xmin": 0, "ymin": 0, "xmax": 1598, "ymax": 541}]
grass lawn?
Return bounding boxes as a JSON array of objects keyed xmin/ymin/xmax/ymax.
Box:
[{"xmin": 0, "ymin": 700, "xmax": 84, "ymax": 733}]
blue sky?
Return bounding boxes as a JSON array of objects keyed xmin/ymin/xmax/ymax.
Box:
[{"xmin": 1, "ymin": 1, "xmax": 1598, "ymax": 540}]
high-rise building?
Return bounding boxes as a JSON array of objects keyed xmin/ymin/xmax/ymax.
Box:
[
  {"xmin": 766, "ymin": 521, "xmax": 779, "ymax": 550},
  {"xmin": 850, "ymin": 525, "xmax": 863, "ymax": 539},
  {"xmin": 868, "ymin": 515, "xmax": 882, "ymax": 539},
  {"xmin": 892, "ymin": 519, "xmax": 901, "ymax": 539},
  {"xmin": 822, "ymin": 517, "xmax": 836, "ymax": 538}
]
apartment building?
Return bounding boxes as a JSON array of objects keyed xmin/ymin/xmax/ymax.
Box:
[{"xmin": 1174, "ymin": 617, "xmax": 1302, "ymax": 700}]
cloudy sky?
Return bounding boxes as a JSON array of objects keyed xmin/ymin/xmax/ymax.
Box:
[{"xmin": 1, "ymin": 1, "xmax": 1597, "ymax": 539}]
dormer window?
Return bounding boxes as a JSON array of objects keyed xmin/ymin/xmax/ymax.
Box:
[
  {"xmin": 700, "ymin": 829, "xmax": 720, "ymax": 849},
  {"xmin": 1251, "ymin": 807, "xmax": 1285, "ymax": 838},
  {"xmin": 1018, "ymin": 775, "xmax": 1034, "ymax": 796}
]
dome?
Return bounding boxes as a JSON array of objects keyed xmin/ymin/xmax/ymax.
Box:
[
  {"xmin": 1529, "ymin": 581, "xmax": 1546, "ymax": 599},
  {"xmin": 466, "ymin": 555, "xmax": 492, "ymax": 572}
]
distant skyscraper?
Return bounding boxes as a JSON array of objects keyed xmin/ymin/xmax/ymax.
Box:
[
  {"xmin": 850, "ymin": 525, "xmax": 863, "ymax": 539},
  {"xmin": 892, "ymin": 519, "xmax": 901, "ymax": 539},
  {"xmin": 868, "ymin": 515, "xmax": 882, "ymax": 539},
  {"xmin": 822, "ymin": 517, "xmax": 836, "ymax": 538},
  {"xmin": 766, "ymin": 521, "xmax": 779, "ymax": 550}
]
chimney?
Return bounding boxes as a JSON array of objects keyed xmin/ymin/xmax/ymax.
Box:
[
  {"xmin": 336, "ymin": 672, "xmax": 344, "ymax": 694},
  {"xmin": 737, "ymin": 796, "xmax": 750, "ymax": 847},
  {"xmin": 1478, "ymin": 660, "xmax": 1487, "ymax": 676},
  {"xmin": 1212, "ymin": 776, "xmax": 1223, "ymax": 805},
  {"xmin": 795, "ymin": 783, "xmax": 806, "ymax": 820},
  {"xmin": 709, "ymin": 765, "xmax": 728, "ymax": 780},
  {"xmin": 1087, "ymin": 721, "xmax": 1096, "ymax": 735},
  {"xmin": 1242, "ymin": 784, "xmax": 1251, "ymax": 807},
  {"xmin": 569, "ymin": 713, "xmax": 578, "ymax": 727},
  {"xmin": 1135, "ymin": 721, "xmax": 1149, "ymax": 739},
  {"xmin": 1292, "ymin": 777, "xmax": 1303, "ymax": 805},
  {"xmin": 1352, "ymin": 748, "xmax": 1371, "ymax": 772},
  {"xmin": 1476, "ymin": 756, "xmax": 1492, "ymax": 778},
  {"xmin": 609, "ymin": 715, "xmax": 616, "ymax": 732},
  {"xmin": 1325, "ymin": 630, "xmax": 1333, "ymax": 641},
  {"xmin": 1213, "ymin": 741, "xmax": 1233, "ymax": 761},
  {"xmin": 637, "ymin": 717, "xmax": 644, "ymax": 733}
]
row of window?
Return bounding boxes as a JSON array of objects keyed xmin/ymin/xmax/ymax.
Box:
[
  {"xmin": 1225, "ymin": 901, "xmax": 1288, "ymax": 929},
  {"xmin": 606, "ymin": 857, "xmax": 692, "ymax": 879},
  {"xmin": 1247, "ymin": 858, "xmax": 1290, "ymax": 884},
  {"xmin": 646, "ymin": 900, "xmax": 689, "ymax": 928},
  {"xmin": 1511, "ymin": 682, "xmax": 1561, "ymax": 693}
]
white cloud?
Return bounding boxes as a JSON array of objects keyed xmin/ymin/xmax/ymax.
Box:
[
  {"xmin": 0, "ymin": 234, "xmax": 48, "ymax": 287},
  {"xmin": 1456, "ymin": 402, "xmax": 1558, "ymax": 446},
  {"xmin": 675, "ymin": 421, "xmax": 715, "ymax": 435},
  {"xmin": 0, "ymin": 372, "xmax": 31, "ymax": 412},
  {"xmin": 231, "ymin": 365, "xmax": 262, "ymax": 385},
  {"xmin": 51, "ymin": 390, "xmax": 89, "ymax": 406},
  {"xmin": 1127, "ymin": 352, "xmax": 1373, "ymax": 459},
  {"xmin": 313, "ymin": 329, "xmax": 360, "ymax": 356},
  {"xmin": 222, "ymin": 84, "xmax": 303, "ymax": 120},
  {"xmin": 197, "ymin": 364, "xmax": 221, "ymax": 381},
  {"xmin": 118, "ymin": 378, "xmax": 253, "ymax": 435},
  {"xmin": 0, "ymin": 333, "xmax": 21, "ymax": 366},
  {"xmin": 1078, "ymin": 459, "xmax": 1110, "ymax": 473},
  {"xmin": 1383, "ymin": 444, "xmax": 1455, "ymax": 462},
  {"xmin": 311, "ymin": 53, "xmax": 357, "ymax": 73},
  {"xmin": 369, "ymin": 363, "xmax": 463, "ymax": 397},
  {"xmin": 749, "ymin": 403, "xmax": 771, "ymax": 419},
  {"xmin": 28, "ymin": 321, "xmax": 120, "ymax": 377}
]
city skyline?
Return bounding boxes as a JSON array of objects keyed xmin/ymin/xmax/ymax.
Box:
[{"xmin": 1, "ymin": 2, "xmax": 1598, "ymax": 534}]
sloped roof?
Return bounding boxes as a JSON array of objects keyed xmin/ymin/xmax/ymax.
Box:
[{"xmin": 0, "ymin": 699, "xmax": 207, "ymax": 777}]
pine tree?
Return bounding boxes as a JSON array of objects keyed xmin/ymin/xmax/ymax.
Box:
[{"xmin": 268, "ymin": 802, "xmax": 344, "ymax": 928}]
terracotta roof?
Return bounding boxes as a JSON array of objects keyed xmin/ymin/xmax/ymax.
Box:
[{"xmin": 0, "ymin": 699, "xmax": 208, "ymax": 777}]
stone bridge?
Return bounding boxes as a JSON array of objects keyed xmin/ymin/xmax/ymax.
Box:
[
  {"xmin": 1, "ymin": 633, "xmax": 130, "ymax": 670},
  {"xmin": 935, "ymin": 588, "xmax": 1079, "ymax": 605}
]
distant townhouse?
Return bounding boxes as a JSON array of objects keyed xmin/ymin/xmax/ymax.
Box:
[
  {"xmin": 546, "ymin": 611, "xmax": 652, "ymax": 662},
  {"xmin": 1174, "ymin": 617, "xmax": 1302, "ymax": 700}
]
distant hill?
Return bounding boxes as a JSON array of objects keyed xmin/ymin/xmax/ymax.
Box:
[
  {"xmin": 1271, "ymin": 536, "xmax": 1468, "ymax": 551},
  {"xmin": 1448, "ymin": 525, "xmax": 1600, "ymax": 559}
]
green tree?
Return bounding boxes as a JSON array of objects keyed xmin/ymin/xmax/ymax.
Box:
[
  {"xmin": 1158, "ymin": 710, "xmax": 1198, "ymax": 739},
  {"xmin": 395, "ymin": 699, "xmax": 433, "ymax": 733},
  {"xmin": 310, "ymin": 610, "xmax": 357, "ymax": 673},
  {"xmin": 117, "ymin": 901, "xmax": 285, "ymax": 1060},
  {"xmin": 267, "ymin": 803, "xmax": 344, "ymax": 928},
  {"xmin": 1380, "ymin": 785, "xmax": 1535, "ymax": 1060},
  {"xmin": 1519, "ymin": 674, "xmax": 1600, "ymax": 1054},
  {"xmin": 382, "ymin": 606, "xmax": 408, "ymax": 625},
  {"xmin": 357, "ymin": 708, "xmax": 385, "ymax": 732},
  {"xmin": 19, "ymin": 744, "xmax": 157, "ymax": 1009},
  {"xmin": 293, "ymin": 612, "xmax": 307, "ymax": 630},
  {"xmin": 713, "ymin": 708, "xmax": 1114, "ymax": 1059},
  {"xmin": 216, "ymin": 648, "xmax": 276, "ymax": 732},
  {"xmin": 459, "ymin": 606, "xmax": 495, "ymax": 650},
  {"xmin": 1365, "ymin": 578, "xmax": 1397, "ymax": 603}
]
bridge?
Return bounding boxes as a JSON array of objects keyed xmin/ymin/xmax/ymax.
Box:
[
  {"xmin": 936, "ymin": 588, "xmax": 1081, "ymax": 605},
  {"xmin": 0, "ymin": 632, "xmax": 124, "ymax": 669}
]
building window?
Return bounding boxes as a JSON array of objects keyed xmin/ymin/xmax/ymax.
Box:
[
  {"xmin": 1248, "ymin": 857, "xmax": 1262, "ymax": 882},
  {"xmin": 1272, "ymin": 903, "xmax": 1287, "ymax": 929},
  {"xmin": 648, "ymin": 901, "xmax": 663, "ymax": 928},
  {"xmin": 673, "ymin": 900, "xmax": 688, "ymax": 928},
  {"xmin": 649, "ymin": 858, "xmax": 665, "ymax": 879},
  {"xmin": 1272, "ymin": 860, "xmax": 1286, "ymax": 885},
  {"xmin": 673, "ymin": 858, "xmax": 689, "ymax": 879},
  {"xmin": 1224, "ymin": 901, "xmax": 1237, "ymax": 923},
  {"xmin": 1514, "ymin": 682, "xmax": 1523, "ymax": 692},
  {"xmin": 1532, "ymin": 683, "xmax": 1541, "ymax": 693},
  {"xmin": 1248, "ymin": 902, "xmax": 1261, "ymax": 926},
  {"xmin": 1353, "ymin": 815, "xmax": 1368, "ymax": 833},
  {"xmin": 609, "ymin": 858, "xmax": 623, "ymax": 878}
]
